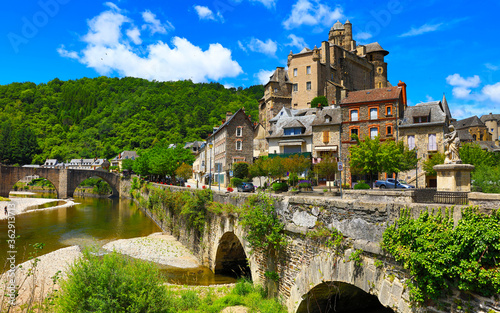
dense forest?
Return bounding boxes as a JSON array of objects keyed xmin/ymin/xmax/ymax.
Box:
[{"xmin": 0, "ymin": 77, "xmax": 264, "ymax": 165}]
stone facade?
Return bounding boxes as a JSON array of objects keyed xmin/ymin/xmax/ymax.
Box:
[{"xmin": 481, "ymin": 113, "xmax": 500, "ymax": 143}]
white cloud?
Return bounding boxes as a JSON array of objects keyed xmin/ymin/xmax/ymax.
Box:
[
  {"xmin": 356, "ymin": 32, "xmax": 372, "ymax": 40},
  {"xmin": 400, "ymin": 23, "xmax": 443, "ymax": 37},
  {"xmin": 485, "ymin": 63, "xmax": 499, "ymax": 71},
  {"xmin": 446, "ymin": 73, "xmax": 481, "ymax": 99},
  {"xmin": 256, "ymin": 69, "xmax": 274, "ymax": 85},
  {"xmin": 241, "ymin": 38, "xmax": 277, "ymax": 57},
  {"xmin": 59, "ymin": 7, "xmax": 242, "ymax": 83},
  {"xmin": 482, "ymin": 82, "xmax": 500, "ymax": 103},
  {"xmin": 425, "ymin": 95, "xmax": 435, "ymax": 102},
  {"xmin": 141, "ymin": 10, "xmax": 173, "ymax": 35},
  {"xmin": 126, "ymin": 27, "xmax": 141, "ymax": 45},
  {"xmin": 194, "ymin": 5, "xmax": 215, "ymax": 20},
  {"xmin": 286, "ymin": 34, "xmax": 307, "ymax": 50},
  {"xmin": 250, "ymin": 0, "xmax": 277, "ymax": 9},
  {"xmin": 104, "ymin": 2, "xmax": 121, "ymax": 12},
  {"xmin": 283, "ymin": 0, "xmax": 343, "ymax": 30}
]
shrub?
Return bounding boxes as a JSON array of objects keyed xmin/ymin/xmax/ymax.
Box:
[
  {"xmin": 272, "ymin": 182, "xmax": 288, "ymax": 192},
  {"xmin": 288, "ymin": 173, "xmax": 299, "ymax": 186},
  {"xmin": 341, "ymin": 183, "xmax": 350, "ymax": 189},
  {"xmin": 55, "ymin": 249, "xmax": 170, "ymax": 312},
  {"xmin": 230, "ymin": 177, "xmax": 243, "ymax": 188},
  {"xmin": 354, "ymin": 182, "xmax": 370, "ymax": 189},
  {"xmin": 298, "ymin": 180, "xmax": 312, "ymax": 189},
  {"xmin": 233, "ymin": 162, "xmax": 249, "ymax": 179},
  {"xmin": 310, "ymin": 95, "xmax": 328, "ymax": 108}
]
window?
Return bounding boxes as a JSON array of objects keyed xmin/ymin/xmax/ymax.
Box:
[
  {"xmin": 414, "ymin": 116, "xmax": 428, "ymax": 123},
  {"xmin": 377, "ymin": 67, "xmax": 383, "ymax": 74},
  {"xmin": 284, "ymin": 127, "xmax": 303, "ymax": 136},
  {"xmin": 350, "ymin": 127, "xmax": 359, "ymax": 140},
  {"xmin": 293, "ymin": 68, "xmax": 297, "ymax": 76},
  {"xmin": 378, "ymin": 82, "xmax": 382, "ymax": 88},
  {"xmin": 322, "ymin": 131, "xmax": 329, "ymax": 143},
  {"xmin": 306, "ymin": 81, "xmax": 311, "ymax": 90},
  {"xmin": 370, "ymin": 127, "xmax": 378, "ymax": 139},
  {"xmin": 274, "ymin": 88, "xmax": 278, "ymax": 93},
  {"xmin": 386, "ymin": 125, "xmax": 392, "ymax": 136},
  {"xmin": 350, "ymin": 109, "xmax": 358, "ymax": 121},
  {"xmin": 236, "ymin": 127, "xmax": 242, "ymax": 137},
  {"xmin": 293, "ymin": 103, "xmax": 298, "ymax": 107},
  {"xmin": 236, "ymin": 140, "xmax": 242, "ymax": 150},
  {"xmin": 370, "ymin": 107, "xmax": 378, "ymax": 120},
  {"xmin": 293, "ymin": 84, "xmax": 298, "ymax": 92},
  {"xmin": 386, "ymin": 105, "xmax": 392, "ymax": 116},
  {"xmin": 408, "ymin": 135, "xmax": 415, "ymax": 150},
  {"xmin": 428, "ymin": 134, "xmax": 437, "ymax": 151},
  {"xmin": 306, "ymin": 66, "xmax": 311, "ymax": 74},
  {"xmin": 325, "ymin": 115, "xmax": 331, "ymax": 123}
]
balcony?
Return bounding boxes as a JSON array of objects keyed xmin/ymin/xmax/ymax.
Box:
[{"xmin": 267, "ymin": 152, "xmax": 312, "ymax": 159}]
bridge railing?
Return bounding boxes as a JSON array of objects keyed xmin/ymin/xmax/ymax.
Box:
[{"xmin": 411, "ymin": 188, "xmax": 469, "ymax": 205}]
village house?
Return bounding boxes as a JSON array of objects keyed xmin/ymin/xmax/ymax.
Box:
[
  {"xmin": 340, "ymin": 82, "xmax": 407, "ymax": 186},
  {"xmin": 193, "ymin": 109, "xmax": 254, "ymax": 188},
  {"xmin": 66, "ymin": 158, "xmax": 110, "ymax": 171},
  {"xmin": 453, "ymin": 115, "xmax": 492, "ymax": 142},
  {"xmin": 110, "ymin": 151, "xmax": 138, "ymax": 170},
  {"xmin": 399, "ymin": 95, "xmax": 452, "ymax": 187},
  {"xmin": 481, "ymin": 113, "xmax": 500, "ymax": 144}
]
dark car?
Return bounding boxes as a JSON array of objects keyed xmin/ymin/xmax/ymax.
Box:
[{"xmin": 237, "ymin": 182, "xmax": 255, "ymax": 192}]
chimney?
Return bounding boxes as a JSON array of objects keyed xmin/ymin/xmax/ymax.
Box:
[
  {"xmin": 398, "ymin": 80, "xmax": 407, "ymax": 106},
  {"xmin": 226, "ymin": 111, "xmax": 233, "ymax": 121},
  {"xmin": 340, "ymin": 89, "xmax": 347, "ymax": 102}
]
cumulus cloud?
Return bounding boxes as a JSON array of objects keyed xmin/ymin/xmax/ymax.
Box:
[
  {"xmin": 482, "ymin": 82, "xmax": 500, "ymax": 103},
  {"xmin": 446, "ymin": 74, "xmax": 481, "ymax": 99},
  {"xmin": 240, "ymin": 38, "xmax": 277, "ymax": 57},
  {"xmin": 141, "ymin": 10, "xmax": 173, "ymax": 35},
  {"xmin": 250, "ymin": 0, "xmax": 277, "ymax": 9},
  {"xmin": 485, "ymin": 63, "xmax": 499, "ymax": 71},
  {"xmin": 58, "ymin": 6, "xmax": 242, "ymax": 83},
  {"xmin": 356, "ymin": 32, "xmax": 372, "ymax": 41},
  {"xmin": 256, "ymin": 69, "xmax": 275, "ymax": 85},
  {"xmin": 126, "ymin": 27, "xmax": 141, "ymax": 45},
  {"xmin": 400, "ymin": 23, "xmax": 443, "ymax": 37},
  {"xmin": 283, "ymin": 0, "xmax": 343, "ymax": 30},
  {"xmin": 286, "ymin": 34, "xmax": 307, "ymax": 50},
  {"xmin": 193, "ymin": 5, "xmax": 223, "ymax": 21}
]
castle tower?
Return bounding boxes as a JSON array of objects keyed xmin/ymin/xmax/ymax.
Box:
[
  {"xmin": 365, "ymin": 42, "xmax": 389, "ymax": 89},
  {"xmin": 343, "ymin": 20, "xmax": 354, "ymax": 51},
  {"xmin": 329, "ymin": 21, "xmax": 345, "ymax": 46}
]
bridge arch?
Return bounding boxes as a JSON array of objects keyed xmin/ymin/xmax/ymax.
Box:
[
  {"xmin": 286, "ymin": 250, "xmax": 409, "ymax": 313},
  {"xmin": 67, "ymin": 170, "xmax": 119, "ymax": 198},
  {"xmin": 0, "ymin": 167, "xmax": 61, "ymax": 198},
  {"xmin": 214, "ymin": 232, "xmax": 251, "ymax": 279}
]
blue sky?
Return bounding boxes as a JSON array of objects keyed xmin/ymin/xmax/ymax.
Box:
[{"xmin": 1, "ymin": 0, "xmax": 499, "ymax": 119}]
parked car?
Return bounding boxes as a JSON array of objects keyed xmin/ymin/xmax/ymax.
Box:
[
  {"xmin": 237, "ymin": 182, "xmax": 255, "ymax": 192},
  {"xmin": 375, "ymin": 178, "xmax": 415, "ymax": 189}
]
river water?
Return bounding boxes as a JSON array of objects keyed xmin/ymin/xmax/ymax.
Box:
[{"xmin": 0, "ymin": 193, "xmax": 235, "ymax": 285}]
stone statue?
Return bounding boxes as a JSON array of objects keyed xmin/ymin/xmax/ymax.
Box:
[{"xmin": 444, "ymin": 125, "xmax": 461, "ymax": 164}]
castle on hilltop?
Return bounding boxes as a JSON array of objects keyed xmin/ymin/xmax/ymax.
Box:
[{"xmin": 259, "ymin": 20, "xmax": 390, "ymax": 131}]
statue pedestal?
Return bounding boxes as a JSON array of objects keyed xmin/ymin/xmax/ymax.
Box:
[{"xmin": 434, "ymin": 164, "xmax": 475, "ymax": 192}]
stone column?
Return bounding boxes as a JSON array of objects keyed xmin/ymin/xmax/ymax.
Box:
[
  {"xmin": 434, "ymin": 164, "xmax": 475, "ymax": 192},
  {"xmin": 58, "ymin": 169, "xmax": 69, "ymax": 199}
]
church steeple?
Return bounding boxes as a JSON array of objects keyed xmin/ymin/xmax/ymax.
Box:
[{"xmin": 442, "ymin": 93, "xmax": 453, "ymax": 121}]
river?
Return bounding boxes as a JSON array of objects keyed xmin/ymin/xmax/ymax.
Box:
[{"xmin": 0, "ymin": 193, "xmax": 236, "ymax": 285}]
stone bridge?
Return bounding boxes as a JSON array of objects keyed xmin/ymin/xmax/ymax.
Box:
[
  {"xmin": 133, "ymin": 183, "xmax": 499, "ymax": 313},
  {"xmin": 0, "ymin": 165, "xmax": 120, "ymax": 198}
]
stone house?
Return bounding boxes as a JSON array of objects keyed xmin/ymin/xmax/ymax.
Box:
[
  {"xmin": 340, "ymin": 83, "xmax": 407, "ymax": 186},
  {"xmin": 453, "ymin": 116, "xmax": 492, "ymax": 142},
  {"xmin": 67, "ymin": 158, "xmax": 110, "ymax": 171},
  {"xmin": 43, "ymin": 159, "xmax": 60, "ymax": 169},
  {"xmin": 184, "ymin": 141, "xmax": 204, "ymax": 155},
  {"xmin": 266, "ymin": 107, "xmax": 317, "ymax": 157},
  {"xmin": 399, "ymin": 96, "xmax": 452, "ymax": 187},
  {"xmin": 481, "ymin": 113, "xmax": 500, "ymax": 144},
  {"xmin": 311, "ymin": 106, "xmax": 342, "ymax": 163},
  {"xmin": 259, "ymin": 20, "xmax": 391, "ymax": 133},
  {"xmin": 203, "ymin": 109, "xmax": 254, "ymax": 188},
  {"xmin": 110, "ymin": 151, "xmax": 139, "ymax": 170},
  {"xmin": 253, "ymin": 123, "xmax": 268, "ymax": 158}
]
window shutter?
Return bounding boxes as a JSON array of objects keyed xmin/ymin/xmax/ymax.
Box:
[{"xmin": 323, "ymin": 131, "xmax": 329, "ymax": 143}]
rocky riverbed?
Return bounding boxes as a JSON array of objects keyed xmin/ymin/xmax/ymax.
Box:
[{"xmin": 0, "ymin": 193, "xmax": 75, "ymax": 221}]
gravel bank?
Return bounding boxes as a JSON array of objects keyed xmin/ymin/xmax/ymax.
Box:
[
  {"xmin": 103, "ymin": 232, "xmax": 201, "ymax": 268},
  {"xmin": 0, "ymin": 246, "xmax": 82, "ymax": 311},
  {"xmin": 0, "ymin": 197, "xmax": 75, "ymax": 221}
]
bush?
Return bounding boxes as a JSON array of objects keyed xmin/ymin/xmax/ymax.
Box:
[
  {"xmin": 272, "ymin": 182, "xmax": 288, "ymax": 192},
  {"xmin": 233, "ymin": 162, "xmax": 249, "ymax": 179},
  {"xmin": 230, "ymin": 177, "xmax": 243, "ymax": 188},
  {"xmin": 55, "ymin": 249, "xmax": 170, "ymax": 312},
  {"xmin": 341, "ymin": 183, "xmax": 350, "ymax": 189},
  {"xmin": 298, "ymin": 180, "xmax": 312, "ymax": 189},
  {"xmin": 472, "ymin": 165, "xmax": 500, "ymax": 193},
  {"xmin": 288, "ymin": 173, "xmax": 299, "ymax": 186},
  {"xmin": 310, "ymin": 95, "xmax": 328, "ymax": 108},
  {"xmin": 354, "ymin": 182, "xmax": 370, "ymax": 189}
]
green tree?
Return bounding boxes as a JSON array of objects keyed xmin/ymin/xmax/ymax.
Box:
[
  {"xmin": 121, "ymin": 158, "xmax": 134, "ymax": 172},
  {"xmin": 283, "ymin": 155, "xmax": 311, "ymax": 179},
  {"xmin": 263, "ymin": 157, "xmax": 287, "ymax": 182},
  {"xmin": 349, "ymin": 135, "xmax": 383, "ymax": 188},
  {"xmin": 423, "ymin": 152, "xmax": 445, "ymax": 176},
  {"xmin": 248, "ymin": 157, "xmax": 267, "ymax": 187},
  {"xmin": 175, "ymin": 162, "xmax": 193, "ymax": 181},
  {"xmin": 233, "ymin": 162, "xmax": 249, "ymax": 179},
  {"xmin": 460, "ymin": 142, "xmax": 496, "ymax": 168},
  {"xmin": 310, "ymin": 96, "xmax": 328, "ymax": 108},
  {"xmin": 314, "ymin": 155, "xmax": 338, "ymax": 191},
  {"xmin": 379, "ymin": 140, "xmax": 419, "ymax": 182}
]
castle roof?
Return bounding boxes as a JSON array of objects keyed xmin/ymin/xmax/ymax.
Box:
[
  {"xmin": 332, "ymin": 20, "xmax": 344, "ymax": 30},
  {"xmin": 364, "ymin": 42, "xmax": 389, "ymax": 56},
  {"xmin": 399, "ymin": 100, "xmax": 448, "ymax": 128},
  {"xmin": 481, "ymin": 113, "xmax": 500, "ymax": 123},
  {"xmin": 453, "ymin": 116, "xmax": 485, "ymax": 130},
  {"xmin": 341, "ymin": 87, "xmax": 401, "ymax": 104}
]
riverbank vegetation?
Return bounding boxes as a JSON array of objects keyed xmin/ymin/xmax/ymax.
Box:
[
  {"xmin": 382, "ymin": 207, "xmax": 500, "ymax": 304},
  {"xmin": 0, "ymin": 77, "xmax": 263, "ymax": 165}
]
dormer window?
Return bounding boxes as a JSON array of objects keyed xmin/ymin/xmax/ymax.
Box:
[
  {"xmin": 284, "ymin": 127, "xmax": 304, "ymax": 136},
  {"xmin": 325, "ymin": 115, "xmax": 331, "ymax": 123},
  {"xmin": 414, "ymin": 116, "xmax": 428, "ymax": 123}
]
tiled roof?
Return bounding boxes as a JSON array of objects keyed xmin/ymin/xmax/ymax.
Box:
[
  {"xmin": 399, "ymin": 101, "xmax": 447, "ymax": 127},
  {"xmin": 341, "ymin": 87, "xmax": 401, "ymax": 104},
  {"xmin": 267, "ymin": 108, "xmax": 317, "ymax": 139},
  {"xmin": 478, "ymin": 141, "xmax": 500, "ymax": 152},
  {"xmin": 481, "ymin": 113, "xmax": 500, "ymax": 123},
  {"xmin": 311, "ymin": 107, "xmax": 342, "ymax": 126},
  {"xmin": 364, "ymin": 42, "xmax": 389, "ymax": 56},
  {"xmin": 457, "ymin": 129, "xmax": 474, "ymax": 141},
  {"xmin": 453, "ymin": 116, "xmax": 485, "ymax": 129}
]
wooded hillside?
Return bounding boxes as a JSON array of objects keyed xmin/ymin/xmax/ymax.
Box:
[{"xmin": 0, "ymin": 77, "xmax": 264, "ymax": 165}]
